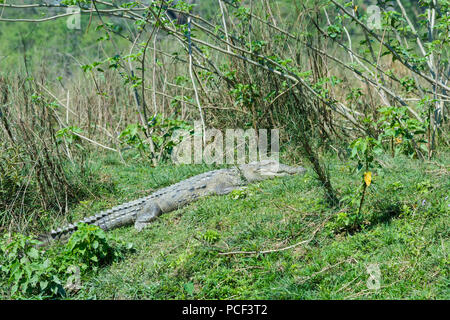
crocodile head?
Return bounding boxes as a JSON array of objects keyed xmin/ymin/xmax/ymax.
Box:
[{"xmin": 239, "ymin": 160, "xmax": 306, "ymax": 182}]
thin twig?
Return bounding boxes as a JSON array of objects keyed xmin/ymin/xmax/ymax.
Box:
[{"xmin": 219, "ymin": 214, "xmax": 333, "ymax": 256}]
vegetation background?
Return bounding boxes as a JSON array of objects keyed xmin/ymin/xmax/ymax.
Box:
[{"xmin": 0, "ymin": 0, "xmax": 448, "ymax": 299}]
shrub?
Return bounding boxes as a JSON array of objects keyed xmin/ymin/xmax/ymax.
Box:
[{"xmin": 0, "ymin": 224, "xmax": 132, "ymax": 299}]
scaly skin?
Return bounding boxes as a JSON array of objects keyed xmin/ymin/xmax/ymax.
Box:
[{"xmin": 38, "ymin": 160, "xmax": 306, "ymax": 245}]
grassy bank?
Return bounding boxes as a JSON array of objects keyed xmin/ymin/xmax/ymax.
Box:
[{"xmin": 23, "ymin": 150, "xmax": 446, "ymax": 300}]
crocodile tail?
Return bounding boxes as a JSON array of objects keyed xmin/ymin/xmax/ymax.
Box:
[
  {"xmin": 35, "ymin": 233, "xmax": 54, "ymax": 248},
  {"xmin": 36, "ymin": 224, "xmax": 78, "ymax": 247},
  {"xmin": 35, "ymin": 210, "xmax": 110, "ymax": 246},
  {"xmin": 35, "ymin": 196, "xmax": 149, "ymax": 246}
]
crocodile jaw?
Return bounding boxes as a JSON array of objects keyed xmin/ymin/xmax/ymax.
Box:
[{"xmin": 239, "ymin": 160, "xmax": 306, "ymax": 182}]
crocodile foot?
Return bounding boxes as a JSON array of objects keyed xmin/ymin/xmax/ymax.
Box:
[{"xmin": 134, "ymin": 202, "xmax": 162, "ymax": 231}]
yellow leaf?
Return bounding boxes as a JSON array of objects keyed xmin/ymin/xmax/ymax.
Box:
[{"xmin": 364, "ymin": 171, "xmax": 372, "ymax": 187}]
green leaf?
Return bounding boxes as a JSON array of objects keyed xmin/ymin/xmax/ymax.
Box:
[
  {"xmin": 351, "ymin": 146, "xmax": 358, "ymax": 158},
  {"xmin": 184, "ymin": 282, "xmax": 194, "ymax": 295},
  {"xmin": 11, "ymin": 284, "xmax": 18, "ymax": 296},
  {"xmin": 40, "ymin": 280, "xmax": 48, "ymax": 291},
  {"xmin": 28, "ymin": 248, "xmax": 40, "ymax": 260}
]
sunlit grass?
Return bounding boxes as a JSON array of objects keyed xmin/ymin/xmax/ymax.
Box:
[{"xmin": 47, "ymin": 151, "xmax": 450, "ymax": 300}]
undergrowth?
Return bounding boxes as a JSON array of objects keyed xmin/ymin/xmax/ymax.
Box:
[{"xmin": 0, "ymin": 224, "xmax": 132, "ymax": 299}]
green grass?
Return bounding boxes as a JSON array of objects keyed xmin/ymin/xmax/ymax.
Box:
[
  {"xmin": 3, "ymin": 151, "xmax": 449, "ymax": 299},
  {"xmin": 48, "ymin": 150, "xmax": 448, "ymax": 300}
]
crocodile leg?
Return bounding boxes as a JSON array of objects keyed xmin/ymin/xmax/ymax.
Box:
[
  {"xmin": 215, "ymin": 185, "xmax": 245, "ymax": 195},
  {"xmin": 134, "ymin": 202, "xmax": 163, "ymax": 231}
]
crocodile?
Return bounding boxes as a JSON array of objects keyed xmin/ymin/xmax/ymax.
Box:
[{"xmin": 38, "ymin": 160, "xmax": 306, "ymax": 245}]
